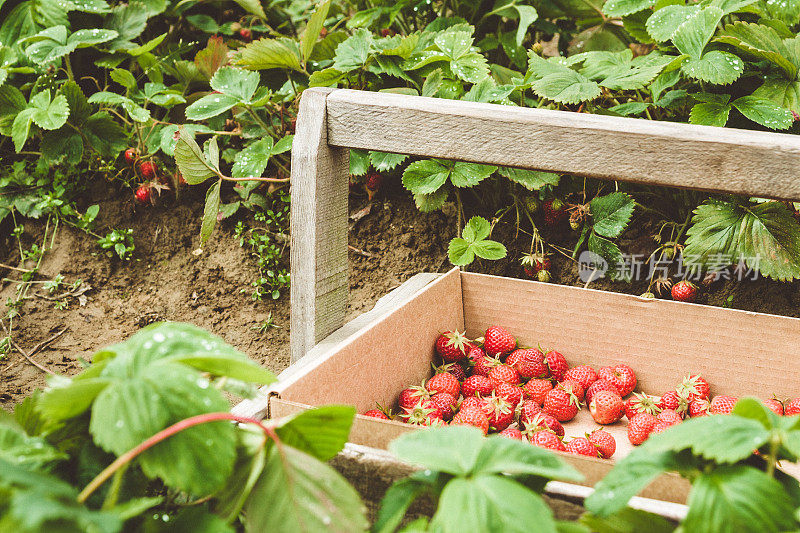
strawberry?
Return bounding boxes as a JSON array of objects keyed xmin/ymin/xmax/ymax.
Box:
[
  {"xmin": 365, "ymin": 171, "xmax": 382, "ymax": 192},
  {"xmin": 597, "ymin": 364, "xmax": 637, "ymax": 396},
  {"xmin": 435, "ymin": 330, "xmax": 473, "ymax": 362},
  {"xmin": 139, "ymin": 161, "xmax": 157, "ymax": 179},
  {"xmin": 435, "ymin": 362, "xmax": 467, "ymax": 382},
  {"xmin": 537, "ymin": 270, "xmax": 551, "ymax": 283},
  {"xmin": 495, "ymin": 381, "xmax": 523, "ymax": 407},
  {"xmin": 452, "ymin": 404, "xmax": 489, "ymax": 435},
  {"xmin": 520, "ymin": 254, "xmax": 551, "ymax": 279},
  {"xmin": 589, "ymin": 390, "xmax": 624, "ymax": 425},
  {"xmin": 488, "ymin": 364, "xmax": 520, "ymax": 387},
  {"xmin": 398, "ymin": 384, "xmax": 430, "ymax": 410},
  {"xmin": 688, "ymin": 398, "xmax": 710, "ymax": 417},
  {"xmin": 363, "ymin": 409, "xmax": 389, "ymax": 420},
  {"xmin": 658, "ymin": 390, "xmax": 688, "ymax": 416},
  {"xmin": 519, "ymin": 399, "xmax": 543, "ymax": 426},
  {"xmin": 545, "ymin": 351, "xmax": 568, "ymax": 381},
  {"xmin": 710, "ymin": 395, "xmax": 738, "ymax": 415},
  {"xmin": 786, "ymin": 398, "xmax": 800, "ymax": 416},
  {"xmin": 530, "ymin": 430, "xmax": 565, "ymax": 451},
  {"xmin": 764, "ymin": 398, "xmax": 784, "ymax": 416},
  {"xmin": 430, "ymin": 392, "xmax": 457, "ymax": 420},
  {"xmin": 462, "ymin": 375, "xmax": 494, "ymax": 398},
  {"xmin": 677, "ymin": 375, "xmax": 710, "ymax": 401},
  {"xmin": 563, "ymin": 365, "xmax": 598, "ymax": 390},
  {"xmin": 472, "ymin": 355, "xmax": 497, "ymax": 377},
  {"xmin": 557, "ymin": 379, "xmax": 585, "ymax": 402},
  {"xmin": 239, "ymin": 28, "xmax": 252, "ymax": 40},
  {"xmin": 427, "ymin": 372, "xmax": 460, "ymax": 397},
  {"xmin": 135, "ymin": 185, "xmax": 152, "ymax": 204},
  {"xmin": 400, "ymin": 400, "xmax": 442, "ymax": 426},
  {"xmin": 543, "ymin": 198, "xmax": 568, "ymax": 225},
  {"xmin": 585, "ymin": 379, "xmax": 620, "ymax": 405},
  {"xmin": 671, "ymin": 280, "xmax": 698, "ymax": 302},
  {"xmin": 656, "ymin": 409, "xmax": 683, "ymax": 426},
  {"xmin": 506, "ymin": 348, "xmax": 548, "ymax": 379},
  {"xmin": 499, "ymin": 426, "xmax": 523, "ymax": 440},
  {"xmin": 380, "ymin": 28, "xmax": 394, "ymax": 37},
  {"xmin": 483, "ymin": 326, "xmax": 516, "ymax": 356},
  {"xmin": 566, "ymin": 437, "xmax": 597, "ymax": 457},
  {"xmin": 651, "ymin": 420, "xmax": 671, "ymax": 435},
  {"xmin": 625, "ymin": 392, "xmax": 661, "ymax": 419},
  {"xmin": 522, "ymin": 411, "xmax": 564, "ymax": 437},
  {"xmin": 482, "ymin": 393, "xmax": 515, "ymax": 431},
  {"xmin": 628, "ymin": 413, "xmax": 657, "ymax": 446},
  {"xmin": 543, "ymin": 388, "xmax": 579, "ymax": 422},
  {"xmin": 124, "ymin": 147, "xmax": 137, "ymax": 164},
  {"xmin": 587, "ymin": 429, "xmax": 616, "ymax": 459},
  {"xmin": 522, "ymin": 378, "xmax": 553, "ymax": 405},
  {"xmin": 460, "ymin": 396, "xmax": 483, "ymax": 411},
  {"xmin": 467, "ymin": 346, "xmax": 486, "ymax": 362}
]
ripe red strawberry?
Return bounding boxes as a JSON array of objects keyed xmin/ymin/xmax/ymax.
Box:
[
  {"xmin": 135, "ymin": 185, "xmax": 152, "ymax": 203},
  {"xmin": 472, "ymin": 355, "xmax": 497, "ymax": 377},
  {"xmin": 427, "ymin": 372, "xmax": 460, "ymax": 397},
  {"xmin": 462, "ymin": 375, "xmax": 493, "ymax": 398},
  {"xmin": 543, "ymin": 198, "xmax": 568, "ymax": 225},
  {"xmin": 545, "ymin": 351, "xmax": 568, "ymax": 381},
  {"xmin": 467, "ymin": 346, "xmax": 486, "ymax": 362},
  {"xmin": 436, "ymin": 362, "xmax": 467, "ymax": 382},
  {"xmin": 597, "ymin": 364, "xmax": 637, "ymax": 396},
  {"xmin": 365, "ymin": 171, "xmax": 382, "ymax": 192},
  {"xmin": 124, "ymin": 147, "xmax": 137, "ymax": 164},
  {"xmin": 239, "ymin": 28, "xmax": 252, "ymax": 40},
  {"xmin": 530, "ymin": 430, "xmax": 565, "ymax": 451},
  {"xmin": 588, "ymin": 429, "xmax": 616, "ymax": 459},
  {"xmin": 499, "ymin": 426, "xmax": 523, "ymax": 440},
  {"xmin": 651, "ymin": 420, "xmax": 671, "ymax": 435},
  {"xmin": 483, "ymin": 325, "xmax": 516, "ymax": 356},
  {"xmin": 625, "ymin": 392, "xmax": 661, "ymax": 419},
  {"xmin": 495, "ymin": 381, "xmax": 523, "ymax": 407},
  {"xmin": 671, "ymin": 280, "xmax": 698, "ymax": 302},
  {"xmin": 710, "ymin": 395, "xmax": 737, "ymax": 414},
  {"xmin": 400, "ymin": 400, "xmax": 442, "ymax": 426},
  {"xmin": 566, "ymin": 437, "xmax": 597, "ymax": 457},
  {"xmin": 563, "ymin": 365, "xmax": 598, "ymax": 390},
  {"xmin": 764, "ymin": 399, "xmax": 784, "ymax": 416},
  {"xmin": 519, "ymin": 399, "xmax": 542, "ymax": 425},
  {"xmin": 522, "ymin": 411, "xmax": 564, "ymax": 436},
  {"xmin": 677, "ymin": 375, "xmax": 710, "ymax": 401},
  {"xmin": 521, "ymin": 254, "xmax": 551, "ymax": 278},
  {"xmin": 557, "ymin": 379, "xmax": 585, "ymax": 402},
  {"xmin": 523, "ymin": 379, "xmax": 553, "ymax": 405},
  {"xmin": 688, "ymin": 398, "xmax": 710, "ymax": 417},
  {"xmin": 589, "ymin": 390, "xmax": 624, "ymax": 425},
  {"xmin": 482, "ymin": 393, "xmax": 515, "ymax": 431},
  {"xmin": 656, "ymin": 409, "xmax": 683, "ymax": 426},
  {"xmin": 506, "ymin": 348, "xmax": 548, "ymax": 379},
  {"xmin": 628, "ymin": 413, "xmax": 657, "ymax": 446},
  {"xmin": 452, "ymin": 404, "xmax": 489, "ymax": 435},
  {"xmin": 543, "ymin": 388, "xmax": 579, "ymax": 422},
  {"xmin": 488, "ymin": 364, "xmax": 520, "ymax": 387},
  {"xmin": 139, "ymin": 161, "xmax": 157, "ymax": 179},
  {"xmin": 460, "ymin": 396, "xmax": 483, "ymax": 411},
  {"xmin": 430, "ymin": 392, "xmax": 457, "ymax": 420},
  {"xmin": 658, "ymin": 390, "xmax": 688, "ymax": 415},
  {"xmin": 585, "ymin": 379, "xmax": 620, "ymax": 405},
  {"xmin": 435, "ymin": 330, "xmax": 473, "ymax": 362},
  {"xmin": 786, "ymin": 398, "xmax": 800, "ymax": 416},
  {"xmin": 363, "ymin": 409, "xmax": 389, "ymax": 420},
  {"xmin": 398, "ymin": 384, "xmax": 430, "ymax": 410}
]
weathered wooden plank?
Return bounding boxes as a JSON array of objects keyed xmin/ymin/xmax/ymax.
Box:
[
  {"xmin": 290, "ymin": 88, "xmax": 349, "ymax": 363},
  {"xmin": 325, "ymin": 89, "xmax": 800, "ymax": 201}
]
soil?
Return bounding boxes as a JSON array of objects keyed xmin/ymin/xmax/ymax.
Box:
[{"xmin": 3, "ymin": 181, "xmax": 800, "ymax": 410}]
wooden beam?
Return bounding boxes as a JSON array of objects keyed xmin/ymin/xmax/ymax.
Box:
[
  {"xmin": 326, "ymin": 89, "xmax": 800, "ymax": 202},
  {"xmin": 290, "ymin": 88, "xmax": 349, "ymax": 363}
]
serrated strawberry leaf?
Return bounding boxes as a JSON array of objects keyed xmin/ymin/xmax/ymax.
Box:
[
  {"xmin": 603, "ymin": 0, "xmax": 656, "ymax": 17},
  {"xmin": 237, "ymin": 37, "xmax": 303, "ymax": 71},
  {"xmin": 349, "ymin": 148, "xmax": 370, "ymax": 176},
  {"xmin": 232, "ymin": 137, "xmax": 273, "ymax": 178},
  {"xmin": 752, "ymin": 78, "xmax": 800, "ymax": 115},
  {"xmin": 414, "ymin": 187, "xmax": 449, "ymax": 212},
  {"xmin": 732, "ymin": 95, "xmax": 793, "ymax": 129},
  {"xmin": 647, "ymin": 5, "xmax": 702, "ymax": 42},
  {"xmin": 0, "ymin": 424, "xmax": 66, "ymax": 470},
  {"xmin": 531, "ymin": 70, "xmax": 601, "ymax": 104},
  {"xmin": 498, "ymin": 167, "xmax": 559, "ymax": 191},
  {"xmin": 672, "ymin": 7, "xmax": 724, "ymax": 58},
  {"xmin": 402, "ymin": 159, "xmax": 450, "ymax": 194},
  {"xmin": 450, "ymin": 162, "xmax": 496, "ymax": 188},
  {"xmin": 681, "ymin": 51, "xmax": 744, "ymax": 85},
  {"xmin": 369, "ymin": 151, "xmax": 408, "ymax": 172},
  {"xmin": 174, "ymin": 128, "xmax": 217, "ymax": 184},
  {"xmin": 715, "ymin": 22, "xmax": 797, "ymax": 80},
  {"xmin": 200, "ymin": 180, "xmax": 221, "ymax": 246},
  {"xmin": 391, "ymin": 426, "xmax": 486, "ymax": 476},
  {"xmin": 273, "ymin": 405, "xmax": 355, "ymax": 462},
  {"xmin": 333, "ymin": 28, "xmax": 372, "ymax": 71},
  {"xmin": 588, "ymin": 233, "xmax": 626, "ymax": 281},
  {"xmin": 689, "ymin": 102, "xmax": 732, "ymax": 126},
  {"xmin": 590, "ymin": 192, "xmax": 635, "ymax": 238}
]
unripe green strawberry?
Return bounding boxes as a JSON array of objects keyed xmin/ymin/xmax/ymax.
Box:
[{"xmin": 537, "ymin": 270, "xmax": 551, "ymax": 282}]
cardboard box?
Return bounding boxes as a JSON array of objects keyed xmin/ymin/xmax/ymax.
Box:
[{"xmin": 264, "ymin": 268, "xmax": 800, "ymax": 503}]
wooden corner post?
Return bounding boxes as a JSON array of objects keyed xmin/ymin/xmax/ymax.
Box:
[{"xmin": 290, "ymin": 88, "xmax": 349, "ymax": 363}]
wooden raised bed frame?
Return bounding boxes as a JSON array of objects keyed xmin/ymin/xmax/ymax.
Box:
[{"xmin": 235, "ymin": 87, "xmax": 800, "ymax": 517}]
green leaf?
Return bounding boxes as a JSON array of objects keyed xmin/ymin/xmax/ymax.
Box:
[
  {"xmin": 390, "ymin": 425, "xmax": 485, "ymax": 476},
  {"xmin": 672, "ymin": 6, "xmax": 724, "ymax": 58},
  {"xmin": 646, "ymin": 5, "xmax": 702, "ymax": 42},
  {"xmin": 603, "ymin": 0, "xmax": 656, "ymax": 17},
  {"xmin": 369, "ymin": 151, "xmax": 408, "ymax": 172},
  {"xmin": 104, "ymin": 3, "xmax": 148, "ymax": 50},
  {"xmin": 580, "ymin": 508, "xmax": 676, "ymax": 533},
  {"xmin": 231, "ymin": 0, "xmax": 265, "ymax": 18},
  {"xmin": 334, "ymin": 28, "xmax": 372, "ymax": 71},
  {"xmin": 472, "ymin": 239, "xmax": 507, "ymax": 260},
  {"xmin": 462, "ymin": 77, "xmax": 515, "ymax": 103},
  {"xmin": 449, "ymin": 237, "xmax": 475, "ymax": 265},
  {"xmin": 28, "ymin": 90, "xmax": 69, "ymax": 130},
  {"xmin": 429, "ymin": 475, "xmax": 557, "ymax": 533},
  {"xmin": 463, "ymin": 215, "xmax": 491, "ymax": 242},
  {"xmin": 200, "ymin": 181, "xmax": 221, "ymax": 246},
  {"xmin": 84, "ymin": 112, "xmax": 128, "ymax": 157},
  {"xmin": 414, "ymin": 188, "xmax": 449, "ymax": 212},
  {"xmin": 209, "ymin": 66, "xmax": 259, "ymax": 102},
  {"xmin": 514, "ymin": 5, "xmax": 538, "ymax": 46},
  {"xmin": 684, "ymin": 200, "xmax": 800, "ymax": 281},
  {"xmin": 731, "ymin": 397, "xmax": 779, "ymax": 429},
  {"xmin": 590, "ymin": 192, "xmax": 635, "ymax": 239},
  {"xmin": 308, "ymin": 67, "xmax": 346, "ymax": 87},
  {"xmin": 610, "ymin": 102, "xmax": 651, "ymax": 115},
  {"xmin": 451, "ymin": 52, "xmax": 490, "ymax": 83},
  {"xmin": 0, "ymin": 424, "xmax": 66, "ymax": 469},
  {"xmin": 174, "ymin": 128, "xmax": 217, "ymax": 184},
  {"xmin": 715, "ymin": 22, "xmax": 797, "ymax": 80},
  {"xmin": 11, "ymin": 108, "xmax": 34, "ymax": 152},
  {"xmin": 349, "ymin": 148, "xmax": 370, "ymax": 176},
  {"xmin": 244, "ymin": 445, "xmax": 368, "ymax": 532},
  {"xmin": 473, "ymin": 436, "xmax": 582, "ymax": 481},
  {"xmin": 732, "ymin": 95, "xmax": 793, "ymax": 129},
  {"xmin": 587, "ymin": 233, "xmax": 625, "ymax": 280},
  {"xmin": 110, "ymin": 68, "xmax": 137, "ymax": 90},
  {"xmin": 36, "ymin": 377, "xmax": 110, "ymax": 421},
  {"xmin": 684, "ymin": 466, "xmax": 795, "ymax": 533},
  {"xmin": 185, "ymin": 92, "xmax": 239, "ymax": 121},
  {"xmin": 300, "ymin": 0, "xmax": 331, "ymax": 62},
  {"xmin": 24, "ymin": 25, "xmax": 118, "ymax": 64},
  {"xmin": 689, "ymin": 102, "xmax": 732, "ymax": 126},
  {"xmin": 752, "ymin": 77, "xmax": 800, "ymax": 115},
  {"xmin": 172, "ymin": 353, "xmax": 275, "ymax": 384},
  {"xmin": 681, "ymin": 51, "xmax": 744, "ymax": 85},
  {"xmin": 532, "ymin": 70, "xmax": 601, "ymax": 104},
  {"xmin": 232, "ymin": 137, "xmax": 273, "ymax": 178},
  {"xmin": 402, "ymin": 159, "xmax": 450, "ymax": 194},
  {"xmin": 499, "ymin": 167, "xmax": 559, "ymax": 190},
  {"xmin": 450, "ymin": 162, "xmax": 497, "ymax": 188},
  {"xmin": 237, "ymin": 38, "xmax": 302, "ymax": 71},
  {"xmin": 273, "ymin": 405, "xmax": 355, "ymax": 461},
  {"xmin": 373, "ymin": 472, "xmax": 439, "ymax": 533}
]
